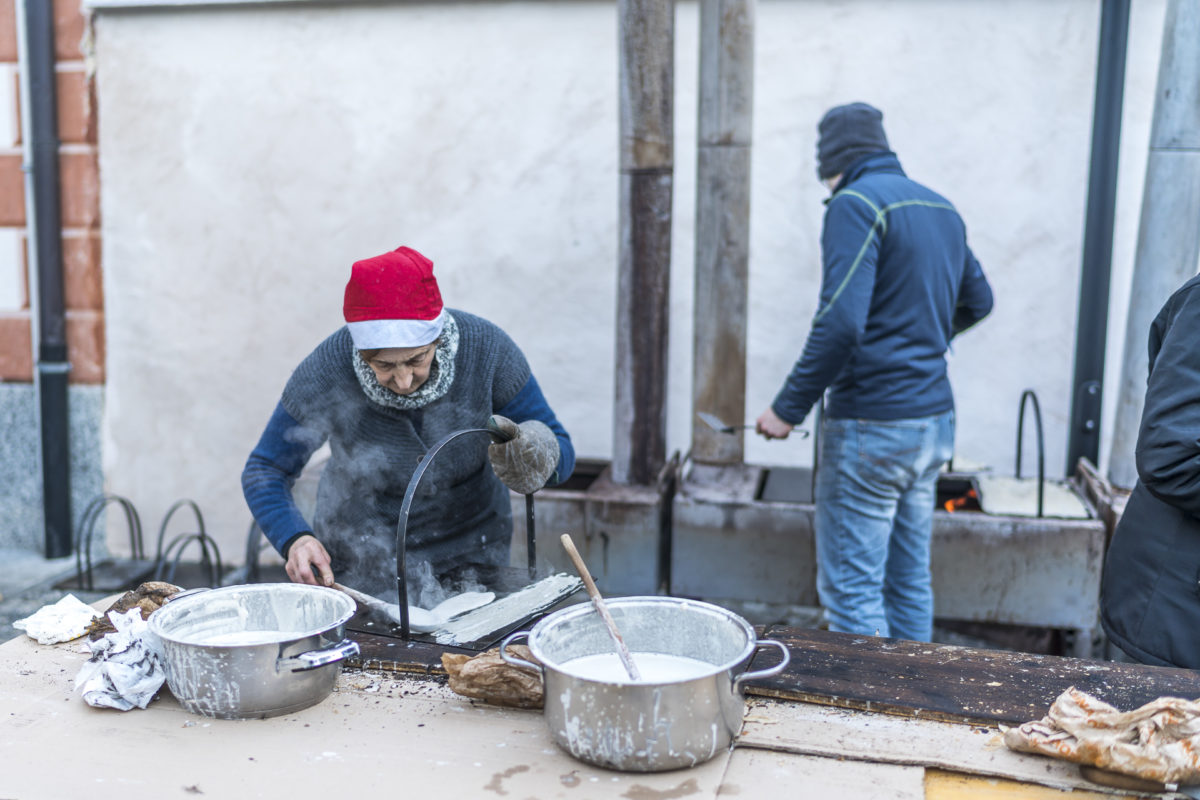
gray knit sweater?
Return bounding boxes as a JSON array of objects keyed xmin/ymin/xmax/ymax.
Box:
[{"xmin": 281, "ymin": 310, "xmax": 530, "ymax": 596}]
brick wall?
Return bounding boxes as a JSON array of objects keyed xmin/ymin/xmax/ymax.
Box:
[{"xmin": 0, "ymin": 0, "xmax": 102, "ymax": 384}]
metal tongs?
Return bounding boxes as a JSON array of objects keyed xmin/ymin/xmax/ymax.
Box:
[{"xmin": 697, "ymin": 411, "xmax": 810, "ymax": 438}]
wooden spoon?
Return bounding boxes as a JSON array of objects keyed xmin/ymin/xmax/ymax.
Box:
[{"xmin": 559, "ymin": 533, "xmax": 642, "ymax": 681}]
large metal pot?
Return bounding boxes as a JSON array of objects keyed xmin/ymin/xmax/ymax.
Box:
[
  {"xmin": 148, "ymin": 583, "xmax": 359, "ymax": 720},
  {"xmin": 501, "ymin": 596, "xmax": 789, "ymax": 772}
]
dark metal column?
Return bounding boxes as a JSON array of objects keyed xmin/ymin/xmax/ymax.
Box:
[
  {"xmin": 614, "ymin": 0, "xmax": 674, "ymax": 486},
  {"xmin": 1065, "ymin": 0, "xmax": 1130, "ymax": 476},
  {"xmin": 17, "ymin": 0, "xmax": 72, "ymax": 557}
]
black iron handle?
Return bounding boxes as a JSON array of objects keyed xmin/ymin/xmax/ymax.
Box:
[
  {"xmin": 75, "ymin": 494, "xmax": 143, "ymax": 591},
  {"xmin": 810, "ymin": 397, "xmax": 824, "ymax": 503},
  {"xmin": 485, "ymin": 415, "xmax": 517, "ymax": 444},
  {"xmin": 395, "ymin": 427, "xmax": 496, "ymax": 640},
  {"xmin": 154, "ymin": 498, "xmax": 206, "ymax": 564},
  {"xmin": 1015, "ymin": 389, "xmax": 1046, "ymax": 518},
  {"xmin": 484, "ymin": 415, "xmax": 536, "ymax": 577}
]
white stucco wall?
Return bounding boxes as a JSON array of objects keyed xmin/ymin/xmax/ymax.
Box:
[{"xmin": 91, "ymin": 0, "xmax": 1169, "ymax": 560}]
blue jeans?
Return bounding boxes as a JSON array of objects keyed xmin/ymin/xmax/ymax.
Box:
[{"xmin": 814, "ymin": 411, "xmax": 955, "ymax": 641}]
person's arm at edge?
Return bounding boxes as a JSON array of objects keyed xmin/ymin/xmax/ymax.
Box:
[
  {"xmin": 952, "ymin": 244, "xmax": 993, "ymax": 336},
  {"xmin": 1135, "ymin": 282, "xmax": 1200, "ymax": 517},
  {"xmin": 495, "ymin": 374, "xmax": 575, "ymax": 485},
  {"xmin": 241, "ymin": 401, "xmax": 332, "ymax": 584}
]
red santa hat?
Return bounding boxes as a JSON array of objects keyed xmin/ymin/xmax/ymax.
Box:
[{"xmin": 343, "ymin": 245, "xmax": 446, "ymax": 349}]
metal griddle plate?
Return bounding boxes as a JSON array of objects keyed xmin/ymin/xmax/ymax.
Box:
[{"xmin": 346, "ymin": 563, "xmax": 583, "ymax": 651}]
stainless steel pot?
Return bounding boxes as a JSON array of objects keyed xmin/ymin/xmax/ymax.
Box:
[
  {"xmin": 148, "ymin": 583, "xmax": 359, "ymax": 720},
  {"xmin": 501, "ymin": 596, "xmax": 789, "ymax": 772}
]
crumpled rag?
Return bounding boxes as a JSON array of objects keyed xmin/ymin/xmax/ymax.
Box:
[
  {"xmin": 74, "ymin": 607, "xmax": 166, "ymax": 711},
  {"xmin": 13, "ymin": 594, "xmax": 100, "ymax": 644},
  {"xmin": 1003, "ymin": 685, "xmax": 1200, "ymax": 786}
]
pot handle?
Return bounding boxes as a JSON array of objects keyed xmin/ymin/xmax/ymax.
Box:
[
  {"xmin": 499, "ymin": 630, "xmax": 540, "ymax": 674},
  {"xmin": 277, "ymin": 639, "xmax": 361, "ymax": 672},
  {"xmin": 732, "ymin": 639, "xmax": 791, "ymax": 694}
]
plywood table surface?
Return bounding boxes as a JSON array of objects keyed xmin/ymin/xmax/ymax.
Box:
[
  {"xmin": 0, "ymin": 631, "xmax": 735, "ymax": 800},
  {"xmin": 2, "ymin": 620, "xmax": 1187, "ymax": 799}
]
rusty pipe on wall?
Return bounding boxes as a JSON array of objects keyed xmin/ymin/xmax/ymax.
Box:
[
  {"xmin": 691, "ymin": 0, "xmax": 754, "ymax": 466},
  {"xmin": 613, "ymin": 0, "xmax": 674, "ymax": 487}
]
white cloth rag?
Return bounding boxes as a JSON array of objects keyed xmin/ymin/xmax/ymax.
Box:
[
  {"xmin": 1003, "ymin": 686, "xmax": 1200, "ymax": 787},
  {"xmin": 74, "ymin": 607, "xmax": 166, "ymax": 711},
  {"xmin": 13, "ymin": 594, "xmax": 100, "ymax": 644}
]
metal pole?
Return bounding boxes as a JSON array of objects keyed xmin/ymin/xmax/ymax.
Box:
[
  {"xmin": 1064, "ymin": 0, "xmax": 1130, "ymax": 477},
  {"xmin": 691, "ymin": 0, "xmax": 754, "ymax": 465},
  {"xmin": 16, "ymin": 0, "xmax": 72, "ymax": 558},
  {"xmin": 613, "ymin": 0, "xmax": 674, "ymax": 486},
  {"xmin": 1107, "ymin": 0, "xmax": 1200, "ymax": 489}
]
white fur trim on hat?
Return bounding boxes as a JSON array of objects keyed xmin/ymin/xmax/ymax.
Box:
[{"xmin": 347, "ymin": 309, "xmax": 447, "ymax": 350}]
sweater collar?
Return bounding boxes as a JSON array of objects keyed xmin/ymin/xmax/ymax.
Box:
[
  {"xmin": 826, "ymin": 151, "xmax": 904, "ymax": 200},
  {"xmin": 351, "ymin": 311, "xmax": 460, "ymax": 410}
]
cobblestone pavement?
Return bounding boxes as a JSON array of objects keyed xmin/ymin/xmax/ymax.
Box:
[
  {"xmin": 0, "ymin": 550, "xmax": 110, "ymax": 641},
  {"xmin": 0, "ymin": 585, "xmax": 113, "ymax": 641}
]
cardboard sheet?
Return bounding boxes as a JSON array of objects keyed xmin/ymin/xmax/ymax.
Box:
[
  {"xmin": 974, "ymin": 474, "xmax": 1092, "ymax": 519},
  {"xmin": 739, "ymin": 697, "xmax": 1191, "ymax": 796}
]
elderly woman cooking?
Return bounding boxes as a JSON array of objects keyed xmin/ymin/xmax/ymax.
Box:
[{"xmin": 241, "ymin": 245, "xmax": 575, "ymax": 598}]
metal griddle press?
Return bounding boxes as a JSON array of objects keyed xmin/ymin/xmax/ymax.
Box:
[{"xmin": 347, "ymin": 419, "xmax": 562, "ymax": 651}]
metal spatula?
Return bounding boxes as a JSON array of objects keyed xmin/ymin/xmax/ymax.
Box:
[
  {"xmin": 698, "ymin": 411, "xmax": 810, "ymax": 438},
  {"xmin": 697, "ymin": 411, "xmax": 753, "ymax": 433}
]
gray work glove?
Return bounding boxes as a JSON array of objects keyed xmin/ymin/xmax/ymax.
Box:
[{"xmin": 487, "ymin": 415, "xmax": 558, "ymax": 495}]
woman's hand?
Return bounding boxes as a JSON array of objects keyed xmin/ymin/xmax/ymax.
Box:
[{"xmin": 285, "ymin": 534, "xmax": 335, "ymax": 587}]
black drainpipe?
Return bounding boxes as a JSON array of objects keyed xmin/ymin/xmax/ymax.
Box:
[
  {"xmin": 17, "ymin": 0, "xmax": 72, "ymax": 558},
  {"xmin": 1065, "ymin": 0, "xmax": 1130, "ymax": 476}
]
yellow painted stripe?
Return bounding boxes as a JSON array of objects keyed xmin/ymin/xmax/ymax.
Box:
[{"xmin": 924, "ymin": 768, "xmax": 1138, "ymax": 799}]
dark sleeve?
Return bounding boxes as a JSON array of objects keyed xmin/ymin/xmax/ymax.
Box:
[
  {"xmin": 495, "ymin": 375, "xmax": 576, "ymax": 485},
  {"xmin": 771, "ymin": 193, "xmax": 878, "ymax": 425},
  {"xmin": 1136, "ymin": 284, "xmax": 1200, "ymax": 517},
  {"xmin": 952, "ymin": 245, "xmax": 993, "ymax": 335},
  {"xmin": 241, "ymin": 401, "xmax": 327, "ymax": 555}
]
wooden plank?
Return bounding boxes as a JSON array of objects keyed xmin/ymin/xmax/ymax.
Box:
[
  {"xmin": 738, "ymin": 697, "xmax": 1147, "ymax": 795},
  {"xmin": 615, "ymin": 0, "xmax": 674, "ymax": 486},
  {"xmin": 745, "ymin": 626, "xmax": 1200, "ymax": 726}
]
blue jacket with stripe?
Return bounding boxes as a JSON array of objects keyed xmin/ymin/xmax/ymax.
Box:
[{"xmin": 772, "ymin": 152, "xmax": 993, "ymax": 424}]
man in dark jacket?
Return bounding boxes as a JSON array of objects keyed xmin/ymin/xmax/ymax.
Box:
[
  {"xmin": 1101, "ymin": 273, "xmax": 1200, "ymax": 668},
  {"xmin": 757, "ymin": 102, "xmax": 993, "ymax": 641}
]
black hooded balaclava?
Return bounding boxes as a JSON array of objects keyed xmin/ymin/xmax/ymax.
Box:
[{"xmin": 816, "ymin": 102, "xmax": 890, "ymax": 181}]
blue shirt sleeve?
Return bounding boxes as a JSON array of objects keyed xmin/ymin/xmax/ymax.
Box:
[
  {"xmin": 772, "ymin": 193, "xmax": 878, "ymax": 425},
  {"xmin": 495, "ymin": 375, "xmax": 575, "ymax": 485},
  {"xmin": 241, "ymin": 402, "xmax": 326, "ymax": 555}
]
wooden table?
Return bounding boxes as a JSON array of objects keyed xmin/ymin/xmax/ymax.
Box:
[
  {"xmin": 351, "ymin": 623, "xmax": 1200, "ymax": 728},
  {"xmin": 751, "ymin": 626, "xmax": 1200, "ymax": 726},
  {"xmin": 5, "ymin": 620, "xmax": 1190, "ymax": 798}
]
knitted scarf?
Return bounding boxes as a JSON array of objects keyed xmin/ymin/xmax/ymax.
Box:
[{"xmin": 351, "ymin": 312, "xmax": 460, "ymax": 410}]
